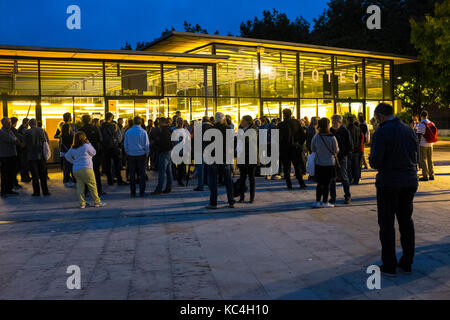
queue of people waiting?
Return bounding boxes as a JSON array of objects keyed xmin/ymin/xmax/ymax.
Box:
[{"xmin": 0, "ymin": 106, "xmax": 437, "ymax": 210}]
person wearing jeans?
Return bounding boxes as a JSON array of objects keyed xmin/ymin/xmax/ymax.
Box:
[
  {"xmin": 124, "ymin": 116, "xmax": 150, "ymax": 197},
  {"xmin": 369, "ymin": 103, "xmax": 418, "ymax": 276},
  {"xmin": 330, "ymin": 114, "xmax": 353, "ymax": 204},
  {"xmin": 311, "ymin": 118, "xmax": 339, "ymax": 208},
  {"xmin": 151, "ymin": 117, "xmax": 174, "ymax": 195},
  {"xmin": 65, "ymin": 131, "xmax": 106, "ymax": 209}
]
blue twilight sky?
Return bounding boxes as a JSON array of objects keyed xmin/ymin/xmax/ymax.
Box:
[{"xmin": 0, "ymin": 0, "xmax": 328, "ymax": 50}]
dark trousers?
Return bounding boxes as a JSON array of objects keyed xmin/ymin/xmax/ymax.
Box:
[
  {"xmin": 196, "ymin": 163, "xmax": 206, "ymax": 190},
  {"xmin": 176, "ymin": 163, "xmax": 186, "ymax": 183},
  {"xmin": 20, "ymin": 151, "xmax": 31, "ymax": 181},
  {"xmin": 13, "ymin": 154, "xmax": 20, "ymax": 186},
  {"xmin": 104, "ymin": 148, "xmax": 123, "ymax": 184},
  {"xmin": 377, "ymin": 186, "xmax": 417, "ymax": 269},
  {"xmin": 29, "ymin": 159, "xmax": 49, "ymax": 195},
  {"xmin": 348, "ymin": 153, "xmax": 361, "ymax": 184},
  {"xmin": 207, "ymin": 164, "xmax": 234, "ymax": 206},
  {"xmin": 0, "ymin": 157, "xmax": 16, "ymax": 195},
  {"xmin": 155, "ymin": 152, "xmax": 173, "ymax": 191},
  {"xmin": 150, "ymin": 149, "xmax": 159, "ymax": 170},
  {"xmin": 315, "ymin": 165, "xmax": 335, "ymax": 203},
  {"xmin": 281, "ymin": 148, "xmax": 305, "ymax": 188},
  {"xmin": 62, "ymin": 157, "xmax": 74, "ymax": 183},
  {"xmin": 330, "ymin": 156, "xmax": 351, "ymax": 200},
  {"xmin": 238, "ymin": 164, "xmax": 256, "ymax": 200},
  {"xmin": 128, "ymin": 155, "xmax": 147, "ymax": 195},
  {"xmin": 93, "ymin": 154, "xmax": 103, "ymax": 194}
]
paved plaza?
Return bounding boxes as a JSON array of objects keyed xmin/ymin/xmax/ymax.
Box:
[{"xmin": 0, "ymin": 150, "xmax": 449, "ymax": 300}]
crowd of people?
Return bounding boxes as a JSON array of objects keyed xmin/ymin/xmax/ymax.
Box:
[
  {"xmin": 0, "ymin": 107, "xmax": 437, "ymax": 210},
  {"xmin": 0, "ymin": 103, "xmax": 441, "ymax": 275}
]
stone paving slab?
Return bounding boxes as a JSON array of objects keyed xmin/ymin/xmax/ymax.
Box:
[{"xmin": 0, "ymin": 151, "xmax": 449, "ymax": 300}]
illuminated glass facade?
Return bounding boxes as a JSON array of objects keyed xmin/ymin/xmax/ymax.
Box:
[{"xmin": 1, "ymin": 34, "xmax": 406, "ymax": 142}]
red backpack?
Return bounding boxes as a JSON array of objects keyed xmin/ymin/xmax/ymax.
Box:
[{"xmin": 423, "ymin": 121, "xmax": 438, "ymax": 143}]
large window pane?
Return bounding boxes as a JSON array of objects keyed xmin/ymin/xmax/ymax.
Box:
[
  {"xmin": 8, "ymin": 100, "xmax": 36, "ymax": 124},
  {"xmin": 366, "ymin": 60, "xmax": 384, "ymax": 99},
  {"xmin": 238, "ymin": 98, "xmax": 259, "ymax": 123},
  {"xmin": 168, "ymin": 97, "xmax": 189, "ymax": 119},
  {"xmin": 300, "ymin": 99, "xmax": 317, "ymax": 121},
  {"xmin": 105, "ymin": 62, "xmax": 161, "ymax": 96},
  {"xmin": 191, "ymin": 97, "xmax": 206, "ymax": 120},
  {"xmin": 41, "ymin": 60, "xmax": 103, "ymax": 96},
  {"xmin": 164, "ymin": 65, "xmax": 205, "ymax": 97},
  {"xmin": 260, "ymin": 49, "xmax": 297, "ymax": 98},
  {"xmin": 40, "ymin": 97, "xmax": 73, "ymax": 138},
  {"xmin": 73, "ymin": 97, "xmax": 105, "ymax": 122},
  {"xmin": 299, "ymin": 53, "xmax": 332, "ymax": 99},
  {"xmin": 135, "ymin": 99, "xmax": 160, "ymax": 123},
  {"xmin": 0, "ymin": 59, "xmax": 38, "ymax": 95},
  {"xmin": 108, "ymin": 99, "xmax": 135, "ymax": 121},
  {"xmin": 335, "ymin": 56, "xmax": 363, "ymax": 100},
  {"xmin": 318, "ymin": 99, "xmax": 334, "ymax": 119},
  {"xmin": 216, "ymin": 45, "xmax": 258, "ymax": 97}
]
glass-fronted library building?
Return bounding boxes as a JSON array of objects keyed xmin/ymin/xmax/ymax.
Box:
[{"xmin": 1, "ymin": 31, "xmax": 417, "ymax": 139}]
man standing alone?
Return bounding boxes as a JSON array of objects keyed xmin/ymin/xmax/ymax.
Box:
[{"xmin": 369, "ymin": 103, "xmax": 418, "ymax": 276}]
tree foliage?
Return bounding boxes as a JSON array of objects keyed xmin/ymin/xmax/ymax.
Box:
[
  {"xmin": 410, "ymin": 0, "xmax": 450, "ymax": 107},
  {"xmin": 240, "ymin": 9, "xmax": 310, "ymax": 43}
]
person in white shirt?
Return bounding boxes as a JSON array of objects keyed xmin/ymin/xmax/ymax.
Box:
[
  {"xmin": 415, "ymin": 110, "xmax": 435, "ymax": 181},
  {"xmin": 124, "ymin": 116, "xmax": 150, "ymax": 197},
  {"xmin": 65, "ymin": 131, "xmax": 106, "ymax": 209}
]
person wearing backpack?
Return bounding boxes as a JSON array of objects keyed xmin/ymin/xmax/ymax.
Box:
[{"xmin": 416, "ymin": 110, "xmax": 437, "ymax": 181}]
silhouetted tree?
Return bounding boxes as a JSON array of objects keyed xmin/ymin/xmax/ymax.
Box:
[{"xmin": 240, "ymin": 9, "xmax": 310, "ymax": 43}]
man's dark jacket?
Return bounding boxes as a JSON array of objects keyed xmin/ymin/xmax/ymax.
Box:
[
  {"xmin": 155, "ymin": 126, "xmax": 173, "ymax": 153},
  {"xmin": 24, "ymin": 127, "xmax": 47, "ymax": 161},
  {"xmin": 101, "ymin": 122, "xmax": 118, "ymax": 150},
  {"xmin": 80, "ymin": 124, "xmax": 103, "ymax": 153},
  {"xmin": 331, "ymin": 125, "xmax": 353, "ymax": 159},
  {"xmin": 305, "ymin": 125, "xmax": 317, "ymax": 152},
  {"xmin": 347, "ymin": 122, "xmax": 362, "ymax": 154},
  {"xmin": 369, "ymin": 118, "xmax": 418, "ymax": 188},
  {"xmin": 279, "ymin": 118, "xmax": 306, "ymax": 157}
]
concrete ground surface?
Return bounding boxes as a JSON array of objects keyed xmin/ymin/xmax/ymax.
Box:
[{"xmin": 0, "ymin": 150, "xmax": 449, "ymax": 300}]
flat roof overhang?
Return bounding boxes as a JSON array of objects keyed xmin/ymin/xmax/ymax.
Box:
[
  {"xmin": 0, "ymin": 44, "xmax": 229, "ymax": 64},
  {"xmin": 145, "ymin": 31, "xmax": 419, "ymax": 65}
]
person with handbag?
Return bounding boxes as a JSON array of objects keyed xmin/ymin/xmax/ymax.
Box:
[
  {"xmin": 330, "ymin": 114, "xmax": 353, "ymax": 205},
  {"xmin": 24, "ymin": 119, "xmax": 50, "ymax": 196},
  {"xmin": 311, "ymin": 118, "xmax": 339, "ymax": 208}
]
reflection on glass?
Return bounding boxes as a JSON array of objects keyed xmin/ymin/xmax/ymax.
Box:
[{"xmin": 108, "ymin": 100, "xmax": 135, "ymax": 121}]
